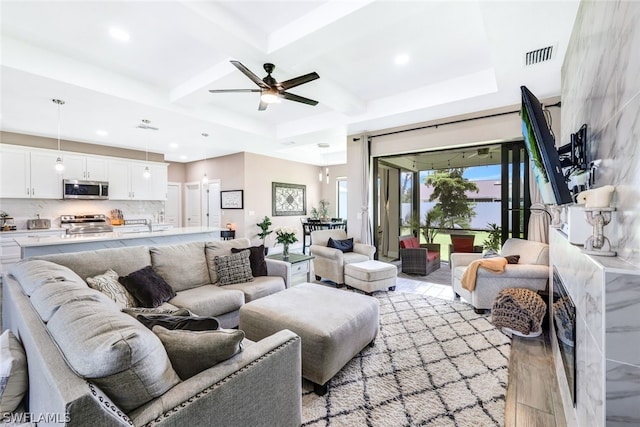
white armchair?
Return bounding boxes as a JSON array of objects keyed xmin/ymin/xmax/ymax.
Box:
[
  {"xmin": 310, "ymin": 229, "xmax": 376, "ymax": 285},
  {"xmin": 450, "ymin": 238, "xmax": 549, "ymax": 313}
]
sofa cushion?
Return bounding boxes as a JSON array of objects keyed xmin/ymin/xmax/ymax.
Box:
[
  {"xmin": 399, "ymin": 237, "xmax": 419, "ymax": 249},
  {"xmin": 47, "ymin": 297, "xmax": 180, "ymax": 412},
  {"xmin": 169, "ymin": 285, "xmax": 244, "ymax": 317},
  {"xmin": 327, "ymin": 237, "xmax": 354, "ymax": 253},
  {"xmin": 31, "ymin": 281, "xmax": 106, "ymax": 322},
  {"xmin": 32, "ymin": 246, "xmax": 151, "ymax": 282},
  {"xmin": 119, "ymin": 266, "xmax": 177, "ymax": 308},
  {"xmin": 8, "ymin": 259, "xmax": 87, "ymax": 296},
  {"xmin": 215, "ymin": 251, "xmax": 254, "ymax": 285},
  {"xmin": 86, "ymin": 269, "xmax": 138, "ymax": 309},
  {"xmin": 222, "ymin": 276, "xmax": 286, "ymax": 302},
  {"xmin": 136, "ymin": 314, "xmax": 220, "ymax": 331},
  {"xmin": 343, "ymin": 252, "xmax": 371, "ymax": 265},
  {"xmin": 152, "ymin": 326, "xmax": 244, "ymax": 380},
  {"xmin": 205, "ymin": 238, "xmax": 252, "ymax": 283},
  {"xmin": 0, "ymin": 330, "xmax": 28, "ymax": 413},
  {"xmin": 231, "ymin": 245, "xmax": 268, "ymax": 277},
  {"xmin": 451, "ymin": 235, "xmax": 475, "ymax": 253},
  {"xmin": 501, "ymin": 238, "xmax": 549, "ymax": 265},
  {"xmin": 149, "ymin": 242, "xmax": 210, "ymax": 292}
]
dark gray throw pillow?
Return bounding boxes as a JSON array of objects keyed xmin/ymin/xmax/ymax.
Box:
[
  {"xmin": 136, "ymin": 314, "xmax": 220, "ymax": 331},
  {"xmin": 231, "ymin": 245, "xmax": 268, "ymax": 277},
  {"xmin": 327, "ymin": 237, "xmax": 354, "ymax": 253},
  {"xmin": 505, "ymin": 255, "xmax": 520, "ymax": 264},
  {"xmin": 118, "ymin": 266, "xmax": 176, "ymax": 308},
  {"xmin": 152, "ymin": 326, "xmax": 245, "ymax": 380},
  {"xmin": 122, "ymin": 307, "xmax": 192, "ymax": 318}
]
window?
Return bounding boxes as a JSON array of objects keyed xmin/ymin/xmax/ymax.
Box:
[{"xmin": 337, "ymin": 178, "xmax": 347, "ymax": 219}]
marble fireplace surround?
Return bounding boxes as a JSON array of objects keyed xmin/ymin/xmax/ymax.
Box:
[{"xmin": 550, "ymin": 229, "xmax": 639, "ymax": 426}]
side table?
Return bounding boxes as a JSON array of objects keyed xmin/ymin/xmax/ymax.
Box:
[{"xmin": 267, "ymin": 253, "xmax": 314, "ymax": 286}]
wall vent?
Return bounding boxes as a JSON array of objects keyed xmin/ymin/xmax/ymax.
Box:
[{"xmin": 525, "ymin": 45, "xmax": 554, "ymax": 66}]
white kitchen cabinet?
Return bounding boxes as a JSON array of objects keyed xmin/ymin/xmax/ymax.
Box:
[
  {"xmin": 0, "ymin": 229, "xmax": 63, "ymax": 281},
  {"xmin": 62, "ymin": 153, "xmax": 108, "ymax": 181},
  {"xmin": 0, "ymin": 145, "xmax": 62, "ymax": 199},
  {"xmin": 108, "ymin": 159, "xmax": 168, "ymax": 200}
]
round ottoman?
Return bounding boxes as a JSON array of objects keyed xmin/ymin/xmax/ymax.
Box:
[
  {"xmin": 344, "ymin": 260, "xmax": 397, "ymax": 294},
  {"xmin": 491, "ymin": 288, "xmax": 546, "ymax": 337}
]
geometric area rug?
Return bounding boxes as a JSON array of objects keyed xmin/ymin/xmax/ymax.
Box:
[{"xmin": 301, "ymin": 292, "xmax": 511, "ymax": 427}]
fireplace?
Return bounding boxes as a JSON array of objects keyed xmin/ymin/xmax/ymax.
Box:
[{"xmin": 552, "ymin": 267, "xmax": 576, "ymax": 405}]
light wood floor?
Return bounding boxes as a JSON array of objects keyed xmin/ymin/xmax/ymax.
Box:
[{"xmin": 393, "ymin": 274, "xmax": 567, "ymax": 427}]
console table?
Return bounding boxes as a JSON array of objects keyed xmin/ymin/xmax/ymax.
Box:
[{"xmin": 267, "ymin": 253, "xmax": 314, "ymax": 286}]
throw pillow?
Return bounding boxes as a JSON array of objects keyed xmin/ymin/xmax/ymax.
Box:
[
  {"xmin": 87, "ymin": 269, "xmax": 138, "ymax": 309},
  {"xmin": 136, "ymin": 314, "xmax": 220, "ymax": 331},
  {"xmin": 483, "ymin": 249, "xmax": 500, "ymax": 258},
  {"xmin": 118, "ymin": 266, "xmax": 176, "ymax": 308},
  {"xmin": 231, "ymin": 245, "xmax": 268, "ymax": 277},
  {"xmin": 122, "ymin": 307, "xmax": 192, "ymax": 318},
  {"xmin": 505, "ymin": 255, "xmax": 520, "ymax": 264},
  {"xmin": 152, "ymin": 326, "xmax": 245, "ymax": 380},
  {"xmin": 0, "ymin": 330, "xmax": 28, "ymax": 413},
  {"xmin": 327, "ymin": 237, "xmax": 354, "ymax": 253},
  {"xmin": 214, "ymin": 251, "xmax": 254, "ymax": 285}
]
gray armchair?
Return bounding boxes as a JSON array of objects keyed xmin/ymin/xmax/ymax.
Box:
[
  {"xmin": 310, "ymin": 229, "xmax": 375, "ymax": 285},
  {"xmin": 450, "ymin": 238, "xmax": 549, "ymax": 313}
]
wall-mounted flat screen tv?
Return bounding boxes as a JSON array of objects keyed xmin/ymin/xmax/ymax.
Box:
[{"xmin": 521, "ymin": 86, "xmax": 574, "ymax": 206}]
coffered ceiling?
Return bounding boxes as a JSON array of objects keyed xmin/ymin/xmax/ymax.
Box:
[{"xmin": 0, "ymin": 1, "xmax": 580, "ymax": 165}]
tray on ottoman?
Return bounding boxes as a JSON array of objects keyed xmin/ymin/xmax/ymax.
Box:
[
  {"xmin": 344, "ymin": 260, "xmax": 397, "ymax": 294},
  {"xmin": 239, "ymin": 283, "xmax": 379, "ymax": 395}
]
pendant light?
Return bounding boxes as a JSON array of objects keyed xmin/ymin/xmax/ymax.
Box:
[
  {"xmin": 318, "ymin": 143, "xmax": 330, "ymax": 184},
  {"xmin": 201, "ymin": 133, "xmax": 209, "ymax": 184},
  {"xmin": 52, "ymin": 99, "xmax": 65, "ymax": 173},
  {"xmin": 139, "ymin": 120, "xmax": 152, "ymax": 179}
]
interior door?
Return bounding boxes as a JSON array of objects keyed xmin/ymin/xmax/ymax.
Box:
[
  {"xmin": 204, "ymin": 180, "xmax": 221, "ymax": 228},
  {"xmin": 185, "ymin": 182, "xmax": 201, "ymax": 227},
  {"xmin": 165, "ymin": 182, "xmax": 181, "ymax": 226}
]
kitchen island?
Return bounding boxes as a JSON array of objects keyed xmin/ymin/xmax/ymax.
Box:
[{"xmin": 14, "ymin": 226, "xmax": 225, "ymax": 258}]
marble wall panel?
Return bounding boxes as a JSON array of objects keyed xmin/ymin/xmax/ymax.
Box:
[
  {"xmin": 606, "ymin": 360, "xmax": 640, "ymax": 426},
  {"xmin": 605, "ymin": 272, "xmax": 640, "ymax": 366}
]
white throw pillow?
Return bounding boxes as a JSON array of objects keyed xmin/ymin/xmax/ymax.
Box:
[
  {"xmin": 0, "ymin": 330, "xmax": 28, "ymax": 413},
  {"xmin": 86, "ymin": 269, "xmax": 137, "ymax": 309}
]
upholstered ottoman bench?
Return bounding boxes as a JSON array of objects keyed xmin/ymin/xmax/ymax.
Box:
[
  {"xmin": 344, "ymin": 260, "xmax": 397, "ymax": 294},
  {"xmin": 239, "ymin": 283, "xmax": 379, "ymax": 395}
]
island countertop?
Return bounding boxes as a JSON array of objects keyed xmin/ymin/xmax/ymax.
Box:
[{"xmin": 14, "ymin": 226, "xmax": 225, "ymax": 258}]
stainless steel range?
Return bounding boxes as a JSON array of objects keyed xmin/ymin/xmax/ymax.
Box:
[{"xmin": 60, "ymin": 214, "xmax": 114, "ymax": 234}]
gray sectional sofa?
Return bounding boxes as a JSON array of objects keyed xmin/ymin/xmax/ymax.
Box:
[{"xmin": 2, "ymin": 238, "xmax": 302, "ymax": 426}]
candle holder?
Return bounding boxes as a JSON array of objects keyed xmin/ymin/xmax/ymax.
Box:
[{"xmin": 583, "ymin": 207, "xmax": 616, "ymax": 256}]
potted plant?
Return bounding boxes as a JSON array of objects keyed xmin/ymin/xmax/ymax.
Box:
[
  {"xmin": 310, "ymin": 199, "xmax": 330, "ymax": 221},
  {"xmin": 256, "ymin": 216, "xmax": 273, "ymax": 253},
  {"xmin": 482, "ymin": 222, "xmax": 502, "ymax": 253}
]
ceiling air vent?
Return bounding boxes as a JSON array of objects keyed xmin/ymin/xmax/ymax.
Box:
[{"xmin": 525, "ymin": 45, "xmax": 554, "ymax": 66}]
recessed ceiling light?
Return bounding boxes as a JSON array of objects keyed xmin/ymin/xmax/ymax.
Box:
[
  {"xmin": 169, "ymin": 143, "xmax": 179, "ymax": 149},
  {"xmin": 394, "ymin": 53, "xmax": 409, "ymax": 65},
  {"xmin": 109, "ymin": 27, "xmax": 130, "ymax": 42},
  {"xmin": 96, "ymin": 129, "xmax": 108, "ymax": 137},
  {"xmin": 179, "ymin": 155, "xmax": 188, "ymax": 160}
]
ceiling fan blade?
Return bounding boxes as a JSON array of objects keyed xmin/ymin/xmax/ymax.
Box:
[
  {"xmin": 208, "ymin": 89, "xmax": 261, "ymax": 93},
  {"xmin": 280, "ymin": 91, "xmax": 318, "ymax": 106},
  {"xmin": 279, "ymin": 72, "xmax": 320, "ymax": 90},
  {"xmin": 258, "ymin": 99, "xmax": 268, "ymax": 111},
  {"xmin": 230, "ymin": 60, "xmax": 270, "ymax": 89}
]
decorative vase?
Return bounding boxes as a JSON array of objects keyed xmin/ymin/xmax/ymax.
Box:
[{"xmin": 282, "ymin": 243, "xmax": 289, "ymax": 259}]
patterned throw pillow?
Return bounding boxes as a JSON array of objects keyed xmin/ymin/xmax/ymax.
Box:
[
  {"xmin": 214, "ymin": 251, "xmax": 254, "ymax": 286},
  {"xmin": 86, "ymin": 269, "xmax": 137, "ymax": 309}
]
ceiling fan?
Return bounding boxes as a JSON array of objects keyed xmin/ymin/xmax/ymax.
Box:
[{"xmin": 209, "ymin": 60, "xmax": 320, "ymax": 111}]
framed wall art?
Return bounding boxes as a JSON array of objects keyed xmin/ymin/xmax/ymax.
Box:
[
  {"xmin": 272, "ymin": 182, "xmax": 306, "ymax": 216},
  {"xmin": 220, "ymin": 190, "xmax": 244, "ymax": 209}
]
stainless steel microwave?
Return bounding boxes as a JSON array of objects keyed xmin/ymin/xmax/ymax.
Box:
[{"xmin": 63, "ymin": 179, "xmax": 109, "ymax": 200}]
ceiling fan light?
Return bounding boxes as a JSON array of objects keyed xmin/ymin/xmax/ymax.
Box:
[{"xmin": 260, "ymin": 91, "xmax": 280, "ymax": 104}]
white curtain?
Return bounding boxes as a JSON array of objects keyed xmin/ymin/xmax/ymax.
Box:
[
  {"xmin": 528, "ymin": 168, "xmax": 549, "ymax": 243},
  {"xmin": 360, "ymin": 135, "xmax": 373, "ymax": 245}
]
